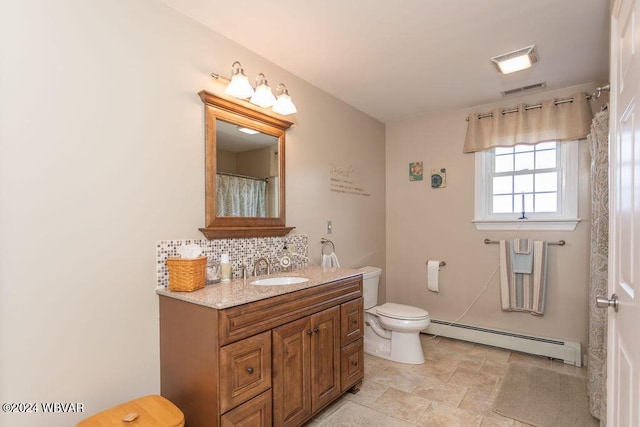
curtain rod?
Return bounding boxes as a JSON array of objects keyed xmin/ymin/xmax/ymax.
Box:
[
  {"xmin": 217, "ymin": 171, "xmax": 268, "ymax": 182},
  {"xmin": 466, "ymin": 84, "xmax": 610, "ymax": 122}
]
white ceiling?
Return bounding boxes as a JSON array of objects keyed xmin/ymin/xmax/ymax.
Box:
[{"xmin": 159, "ymin": 0, "xmax": 610, "ymax": 123}]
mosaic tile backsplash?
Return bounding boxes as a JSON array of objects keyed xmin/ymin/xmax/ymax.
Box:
[{"xmin": 156, "ymin": 235, "xmax": 309, "ymax": 288}]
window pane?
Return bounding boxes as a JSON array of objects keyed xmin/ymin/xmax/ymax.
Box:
[
  {"xmin": 493, "ymin": 195, "xmax": 513, "ymax": 213},
  {"xmin": 524, "ymin": 193, "xmax": 534, "ymax": 213},
  {"xmin": 535, "ymin": 172, "xmax": 557, "ymax": 192},
  {"xmin": 493, "ymin": 176, "xmax": 513, "ymax": 194},
  {"xmin": 514, "ymin": 174, "xmax": 533, "ymax": 193},
  {"xmin": 535, "ymin": 193, "xmax": 557, "ymax": 212},
  {"xmin": 515, "ymin": 144, "xmax": 534, "ymax": 153},
  {"xmin": 514, "ymin": 152, "xmax": 534, "ymax": 171},
  {"xmin": 512, "ymin": 192, "xmax": 529, "ymax": 214},
  {"xmin": 495, "ymin": 154, "xmax": 513, "ymax": 173},
  {"xmin": 536, "ymin": 141, "xmax": 556, "ymax": 150},
  {"xmin": 495, "ymin": 147, "xmax": 514, "ymax": 155},
  {"xmin": 536, "ymin": 149, "xmax": 556, "ymax": 169}
]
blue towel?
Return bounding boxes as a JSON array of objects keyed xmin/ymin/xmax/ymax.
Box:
[{"xmin": 511, "ymin": 238, "xmax": 533, "ymax": 274}]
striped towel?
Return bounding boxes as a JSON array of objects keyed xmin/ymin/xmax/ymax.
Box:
[{"xmin": 499, "ymin": 240, "xmax": 549, "ymax": 315}]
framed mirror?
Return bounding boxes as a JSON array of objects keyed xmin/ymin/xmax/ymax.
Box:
[{"xmin": 198, "ymin": 90, "xmax": 295, "ymax": 239}]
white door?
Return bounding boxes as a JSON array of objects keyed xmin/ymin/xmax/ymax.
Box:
[{"xmin": 607, "ymin": 0, "xmax": 640, "ymax": 425}]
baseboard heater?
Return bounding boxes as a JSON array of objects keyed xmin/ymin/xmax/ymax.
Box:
[{"xmin": 425, "ymin": 319, "xmax": 582, "ymax": 367}]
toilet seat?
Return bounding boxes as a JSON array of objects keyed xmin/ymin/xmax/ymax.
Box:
[{"xmin": 375, "ymin": 302, "xmax": 429, "ymax": 320}]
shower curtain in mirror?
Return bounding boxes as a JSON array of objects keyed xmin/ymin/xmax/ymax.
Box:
[
  {"xmin": 216, "ymin": 174, "xmax": 266, "ymax": 217},
  {"xmin": 587, "ymin": 107, "xmax": 609, "ymax": 425}
]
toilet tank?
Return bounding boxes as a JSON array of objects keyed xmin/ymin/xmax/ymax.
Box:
[{"xmin": 359, "ymin": 266, "xmax": 382, "ymax": 309}]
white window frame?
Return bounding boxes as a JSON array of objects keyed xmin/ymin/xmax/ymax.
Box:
[{"xmin": 473, "ymin": 140, "xmax": 580, "ymax": 231}]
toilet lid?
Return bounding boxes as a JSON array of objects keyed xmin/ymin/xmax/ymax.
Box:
[{"xmin": 376, "ymin": 303, "xmax": 429, "ymax": 320}]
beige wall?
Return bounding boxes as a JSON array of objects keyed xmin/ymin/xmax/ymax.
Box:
[
  {"xmin": 385, "ymin": 83, "xmax": 607, "ymax": 356},
  {"xmin": 236, "ymin": 147, "xmax": 272, "ymax": 178},
  {"xmin": 217, "ymin": 149, "xmax": 239, "ymax": 174},
  {"xmin": 0, "ymin": 1, "xmax": 385, "ymax": 426}
]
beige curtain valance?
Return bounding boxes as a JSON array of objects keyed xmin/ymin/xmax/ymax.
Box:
[{"xmin": 463, "ymin": 92, "xmax": 593, "ymax": 153}]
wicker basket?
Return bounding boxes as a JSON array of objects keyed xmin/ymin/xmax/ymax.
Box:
[{"xmin": 166, "ymin": 256, "xmax": 207, "ymax": 292}]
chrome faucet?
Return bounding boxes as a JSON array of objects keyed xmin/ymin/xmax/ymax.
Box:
[{"xmin": 253, "ymin": 257, "xmax": 271, "ymax": 276}]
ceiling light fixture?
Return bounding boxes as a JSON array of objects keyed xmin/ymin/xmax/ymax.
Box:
[
  {"xmin": 249, "ymin": 73, "xmax": 276, "ymax": 108},
  {"xmin": 224, "ymin": 61, "xmax": 254, "ymax": 99},
  {"xmin": 491, "ymin": 45, "xmax": 538, "ymax": 74},
  {"xmin": 272, "ymin": 83, "xmax": 297, "ymax": 115},
  {"xmin": 237, "ymin": 127, "xmax": 260, "ymax": 135}
]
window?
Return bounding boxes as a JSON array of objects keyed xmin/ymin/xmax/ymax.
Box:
[{"xmin": 473, "ymin": 141, "xmax": 580, "ymax": 230}]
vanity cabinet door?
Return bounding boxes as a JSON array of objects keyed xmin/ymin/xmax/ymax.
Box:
[
  {"xmin": 310, "ymin": 305, "xmax": 341, "ymax": 412},
  {"xmin": 220, "ymin": 331, "xmax": 272, "ymax": 414},
  {"xmin": 340, "ymin": 297, "xmax": 363, "ymax": 346},
  {"xmin": 272, "ymin": 317, "xmax": 312, "ymax": 427},
  {"xmin": 340, "ymin": 338, "xmax": 364, "ymax": 391},
  {"xmin": 272, "ymin": 306, "xmax": 341, "ymax": 426}
]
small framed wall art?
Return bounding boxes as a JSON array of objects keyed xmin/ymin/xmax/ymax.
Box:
[
  {"xmin": 431, "ymin": 168, "xmax": 446, "ymax": 188},
  {"xmin": 409, "ymin": 161, "xmax": 423, "ymax": 181}
]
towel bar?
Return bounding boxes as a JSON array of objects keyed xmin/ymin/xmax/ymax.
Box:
[{"xmin": 484, "ymin": 238, "xmax": 565, "ymax": 246}]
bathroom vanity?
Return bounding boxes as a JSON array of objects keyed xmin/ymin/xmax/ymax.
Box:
[{"xmin": 157, "ymin": 267, "xmax": 364, "ymax": 426}]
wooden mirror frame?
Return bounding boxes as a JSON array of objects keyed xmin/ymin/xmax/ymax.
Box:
[{"xmin": 198, "ymin": 90, "xmax": 295, "ymax": 239}]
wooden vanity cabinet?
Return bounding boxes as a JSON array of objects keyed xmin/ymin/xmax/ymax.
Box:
[{"xmin": 159, "ymin": 275, "xmax": 364, "ymax": 427}]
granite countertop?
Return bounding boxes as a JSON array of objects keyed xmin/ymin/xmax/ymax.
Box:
[{"xmin": 156, "ymin": 265, "xmax": 362, "ymax": 309}]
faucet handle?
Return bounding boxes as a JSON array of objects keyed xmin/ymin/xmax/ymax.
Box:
[{"xmin": 279, "ymin": 256, "xmax": 292, "ymax": 270}]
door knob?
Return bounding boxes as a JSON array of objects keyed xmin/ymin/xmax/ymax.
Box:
[{"xmin": 596, "ymin": 293, "xmax": 619, "ymax": 312}]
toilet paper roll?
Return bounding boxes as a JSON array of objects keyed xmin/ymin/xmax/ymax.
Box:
[{"xmin": 427, "ymin": 260, "xmax": 440, "ymax": 292}]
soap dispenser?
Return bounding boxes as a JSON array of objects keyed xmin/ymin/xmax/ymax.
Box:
[{"xmin": 220, "ymin": 254, "xmax": 232, "ymax": 282}]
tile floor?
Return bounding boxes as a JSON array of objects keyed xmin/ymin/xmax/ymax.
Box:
[{"xmin": 305, "ymin": 334, "xmax": 588, "ymax": 426}]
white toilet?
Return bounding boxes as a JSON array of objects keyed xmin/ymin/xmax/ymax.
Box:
[{"xmin": 360, "ymin": 266, "xmax": 430, "ymax": 364}]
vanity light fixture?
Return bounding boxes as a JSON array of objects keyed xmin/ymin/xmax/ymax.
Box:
[
  {"xmin": 224, "ymin": 61, "xmax": 254, "ymax": 99},
  {"xmin": 211, "ymin": 61, "xmax": 298, "ymax": 115},
  {"xmin": 491, "ymin": 45, "xmax": 538, "ymax": 74},
  {"xmin": 272, "ymin": 83, "xmax": 298, "ymax": 115},
  {"xmin": 249, "ymin": 73, "xmax": 277, "ymax": 108}
]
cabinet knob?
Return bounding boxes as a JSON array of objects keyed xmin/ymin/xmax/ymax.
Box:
[
  {"xmin": 351, "ymin": 361, "xmax": 358, "ymax": 366},
  {"xmin": 246, "ymin": 367, "xmax": 254, "ymax": 374},
  {"xmin": 352, "ymin": 319, "xmax": 358, "ymax": 324},
  {"xmin": 307, "ymin": 330, "xmax": 313, "ymax": 336},
  {"xmin": 313, "ymin": 327, "xmax": 319, "ymax": 334}
]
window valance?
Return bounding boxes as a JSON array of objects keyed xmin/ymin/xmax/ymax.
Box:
[{"xmin": 463, "ymin": 92, "xmax": 593, "ymax": 153}]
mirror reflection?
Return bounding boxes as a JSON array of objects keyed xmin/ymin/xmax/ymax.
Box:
[{"xmin": 216, "ymin": 119, "xmax": 279, "ymax": 218}]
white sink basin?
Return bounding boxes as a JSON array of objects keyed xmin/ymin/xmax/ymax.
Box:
[{"xmin": 250, "ymin": 276, "xmax": 310, "ymax": 286}]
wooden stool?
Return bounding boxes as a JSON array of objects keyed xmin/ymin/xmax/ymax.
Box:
[{"xmin": 77, "ymin": 395, "xmax": 184, "ymax": 427}]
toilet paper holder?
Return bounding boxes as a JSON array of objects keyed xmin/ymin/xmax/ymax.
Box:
[{"xmin": 426, "ymin": 260, "xmax": 446, "ymax": 267}]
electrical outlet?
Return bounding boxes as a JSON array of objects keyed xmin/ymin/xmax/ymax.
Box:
[{"xmin": 327, "ymin": 220, "xmax": 333, "ymax": 234}]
